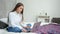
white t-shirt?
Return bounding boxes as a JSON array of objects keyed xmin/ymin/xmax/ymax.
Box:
[{"xmin": 8, "ymin": 11, "xmax": 23, "ymax": 29}]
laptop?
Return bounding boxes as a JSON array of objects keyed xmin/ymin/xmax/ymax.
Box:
[{"xmin": 31, "ymin": 22, "xmax": 41, "ymax": 32}]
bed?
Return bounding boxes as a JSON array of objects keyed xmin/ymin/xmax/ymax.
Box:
[
  {"xmin": 32, "ymin": 18, "xmax": 60, "ymax": 34},
  {"xmin": 0, "ymin": 18, "xmax": 36, "ymax": 34},
  {"xmin": 0, "ymin": 18, "xmax": 60, "ymax": 34}
]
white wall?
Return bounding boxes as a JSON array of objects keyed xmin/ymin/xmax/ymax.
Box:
[
  {"xmin": 5, "ymin": 0, "xmax": 17, "ymax": 17},
  {"xmin": 0, "ymin": 0, "xmax": 6, "ymax": 18},
  {"xmin": 17, "ymin": 0, "xmax": 60, "ymax": 22},
  {"xmin": 0, "ymin": 0, "xmax": 60, "ymax": 22},
  {"xmin": 0, "ymin": 0, "xmax": 17, "ymax": 18}
]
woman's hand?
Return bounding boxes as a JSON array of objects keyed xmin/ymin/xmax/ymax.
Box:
[{"xmin": 20, "ymin": 21, "xmax": 25, "ymax": 28}]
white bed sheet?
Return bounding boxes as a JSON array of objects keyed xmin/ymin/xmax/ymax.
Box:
[{"xmin": 0, "ymin": 29, "xmax": 36, "ymax": 34}]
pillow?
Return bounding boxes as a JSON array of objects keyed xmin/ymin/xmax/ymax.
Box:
[
  {"xmin": 51, "ymin": 18, "xmax": 60, "ymax": 24},
  {"xmin": 0, "ymin": 21, "xmax": 8, "ymax": 29},
  {"xmin": 0, "ymin": 18, "xmax": 8, "ymax": 24}
]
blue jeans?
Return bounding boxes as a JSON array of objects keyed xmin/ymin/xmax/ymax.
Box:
[{"xmin": 7, "ymin": 27, "xmax": 22, "ymax": 32}]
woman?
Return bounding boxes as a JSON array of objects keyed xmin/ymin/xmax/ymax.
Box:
[{"xmin": 7, "ymin": 2, "xmax": 26, "ymax": 32}]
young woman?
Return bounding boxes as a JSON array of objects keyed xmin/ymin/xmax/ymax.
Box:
[{"xmin": 7, "ymin": 2, "xmax": 27, "ymax": 32}]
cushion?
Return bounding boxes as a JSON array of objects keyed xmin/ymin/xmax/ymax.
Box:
[
  {"xmin": 51, "ymin": 18, "xmax": 60, "ymax": 24},
  {"xmin": 0, "ymin": 18, "xmax": 8, "ymax": 24},
  {"xmin": 0, "ymin": 21, "xmax": 8, "ymax": 29}
]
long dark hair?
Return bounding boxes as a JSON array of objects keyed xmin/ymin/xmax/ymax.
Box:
[{"xmin": 12, "ymin": 2, "xmax": 24, "ymax": 14}]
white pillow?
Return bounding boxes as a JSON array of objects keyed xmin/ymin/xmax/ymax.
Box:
[
  {"xmin": 40, "ymin": 22, "xmax": 51, "ymax": 26},
  {"xmin": 0, "ymin": 18, "xmax": 8, "ymax": 24}
]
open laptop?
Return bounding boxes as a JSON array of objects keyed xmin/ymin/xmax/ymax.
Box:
[{"xmin": 31, "ymin": 22, "xmax": 41, "ymax": 32}]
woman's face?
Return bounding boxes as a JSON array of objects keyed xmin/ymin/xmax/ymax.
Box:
[{"xmin": 16, "ymin": 6, "xmax": 24, "ymax": 13}]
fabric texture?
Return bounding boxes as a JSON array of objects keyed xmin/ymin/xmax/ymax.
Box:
[
  {"xmin": 0, "ymin": 21, "xmax": 8, "ymax": 29},
  {"xmin": 36, "ymin": 24, "xmax": 60, "ymax": 34},
  {"xmin": 7, "ymin": 27, "xmax": 22, "ymax": 32}
]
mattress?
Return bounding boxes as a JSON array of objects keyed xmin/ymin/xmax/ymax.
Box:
[
  {"xmin": 0, "ymin": 29, "xmax": 36, "ymax": 34},
  {"xmin": 0, "ymin": 18, "xmax": 36, "ymax": 34}
]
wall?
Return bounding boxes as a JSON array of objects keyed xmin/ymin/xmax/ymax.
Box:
[
  {"xmin": 0, "ymin": 0, "xmax": 60, "ymax": 22},
  {"xmin": 0, "ymin": 0, "xmax": 6, "ymax": 18},
  {"xmin": 5, "ymin": 0, "xmax": 17, "ymax": 16},
  {"xmin": 17, "ymin": 0, "xmax": 60, "ymax": 22},
  {"xmin": 0, "ymin": 0, "xmax": 16, "ymax": 18}
]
